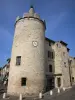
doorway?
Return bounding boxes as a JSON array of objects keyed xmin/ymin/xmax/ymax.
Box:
[
  {"xmin": 46, "ymin": 77, "xmax": 54, "ymax": 91},
  {"xmin": 57, "ymin": 77, "xmax": 61, "ymax": 87}
]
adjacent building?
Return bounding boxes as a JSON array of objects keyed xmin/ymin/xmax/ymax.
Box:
[
  {"xmin": 45, "ymin": 38, "xmax": 71, "ymax": 91},
  {"xmin": 69, "ymin": 57, "xmax": 75, "ymax": 85},
  {"xmin": 0, "ymin": 58, "xmax": 10, "ymax": 81}
]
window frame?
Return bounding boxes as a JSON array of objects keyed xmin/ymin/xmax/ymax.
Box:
[
  {"xmin": 48, "ymin": 51, "xmax": 54, "ymax": 59},
  {"xmin": 16, "ymin": 56, "xmax": 21, "ymax": 66}
]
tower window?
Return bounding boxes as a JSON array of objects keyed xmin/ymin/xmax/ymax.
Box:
[
  {"xmin": 21, "ymin": 77, "xmax": 26, "ymax": 86},
  {"xmin": 49, "ymin": 65, "xmax": 52, "ymax": 72},
  {"xmin": 16, "ymin": 56, "xmax": 21, "ymax": 65}
]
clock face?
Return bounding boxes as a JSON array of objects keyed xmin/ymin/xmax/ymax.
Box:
[{"xmin": 32, "ymin": 41, "xmax": 38, "ymax": 47}]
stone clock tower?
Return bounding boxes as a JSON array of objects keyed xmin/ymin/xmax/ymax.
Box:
[{"xmin": 7, "ymin": 6, "xmax": 46, "ymax": 96}]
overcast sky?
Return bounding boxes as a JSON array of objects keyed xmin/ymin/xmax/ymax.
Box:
[{"xmin": 0, "ymin": 0, "xmax": 75, "ymax": 67}]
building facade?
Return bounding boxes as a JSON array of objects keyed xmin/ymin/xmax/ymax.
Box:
[
  {"xmin": 45, "ymin": 38, "xmax": 71, "ymax": 91},
  {"xmin": 7, "ymin": 6, "xmax": 75, "ymax": 96},
  {"xmin": 69, "ymin": 57, "xmax": 75, "ymax": 85},
  {"xmin": 0, "ymin": 59, "xmax": 10, "ymax": 82}
]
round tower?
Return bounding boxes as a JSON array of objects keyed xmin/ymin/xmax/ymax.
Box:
[{"xmin": 7, "ymin": 6, "xmax": 46, "ymax": 96}]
